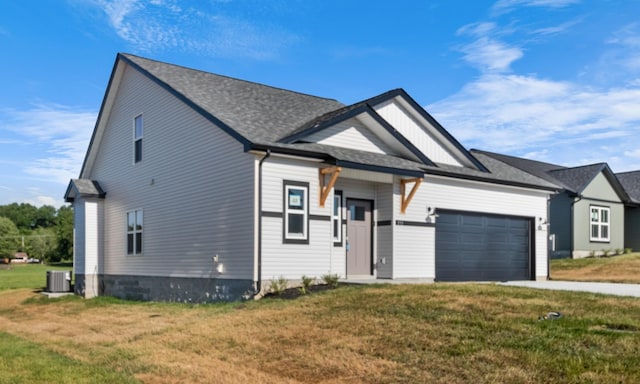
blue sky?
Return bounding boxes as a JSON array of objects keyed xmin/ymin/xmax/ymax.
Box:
[{"xmin": 1, "ymin": 0, "xmax": 640, "ymax": 207}]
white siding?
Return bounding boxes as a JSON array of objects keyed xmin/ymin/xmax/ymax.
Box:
[
  {"xmin": 73, "ymin": 200, "xmax": 85, "ymax": 277},
  {"xmin": 398, "ymin": 175, "xmax": 550, "ymax": 279},
  {"xmin": 261, "ymin": 157, "xmax": 335, "ymax": 280},
  {"xmin": 394, "ymin": 225, "xmax": 434, "ymax": 278},
  {"xmin": 84, "ymin": 200, "xmax": 101, "ymax": 298},
  {"xmin": 87, "ymin": 65, "xmax": 255, "ymax": 280},
  {"xmin": 373, "ymin": 100, "xmax": 463, "ymax": 167},
  {"xmin": 305, "ymin": 118, "xmax": 395, "ymax": 155},
  {"xmin": 375, "ymin": 184, "xmax": 393, "ymax": 278}
]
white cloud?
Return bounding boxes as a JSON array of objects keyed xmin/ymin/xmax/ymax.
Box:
[
  {"xmin": 1, "ymin": 104, "xmax": 96, "ymax": 185},
  {"xmin": 88, "ymin": 0, "xmax": 300, "ymax": 59},
  {"xmin": 428, "ymin": 73, "xmax": 640, "ymax": 169},
  {"xmin": 492, "ymin": 0, "xmax": 579, "ymax": 13},
  {"xmin": 625, "ymin": 149, "xmax": 640, "ymax": 158},
  {"xmin": 456, "ymin": 23, "xmax": 523, "ymax": 73},
  {"xmin": 532, "ymin": 18, "xmax": 582, "ymax": 36}
]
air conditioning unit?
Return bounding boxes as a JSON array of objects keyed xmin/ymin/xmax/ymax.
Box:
[{"xmin": 46, "ymin": 270, "xmax": 72, "ymax": 293}]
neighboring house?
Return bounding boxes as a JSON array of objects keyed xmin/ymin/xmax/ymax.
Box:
[
  {"xmin": 13, "ymin": 252, "xmax": 28, "ymax": 263},
  {"xmin": 475, "ymin": 151, "xmax": 630, "ymax": 259},
  {"xmin": 616, "ymin": 171, "xmax": 640, "ymax": 252},
  {"xmin": 65, "ymin": 53, "xmax": 557, "ymax": 303}
]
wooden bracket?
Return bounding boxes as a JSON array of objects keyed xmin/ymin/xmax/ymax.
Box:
[
  {"xmin": 319, "ymin": 166, "xmax": 342, "ymax": 207},
  {"xmin": 400, "ymin": 178, "xmax": 422, "ymax": 214}
]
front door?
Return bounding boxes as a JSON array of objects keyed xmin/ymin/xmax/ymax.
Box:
[{"xmin": 346, "ymin": 199, "xmax": 372, "ymax": 276}]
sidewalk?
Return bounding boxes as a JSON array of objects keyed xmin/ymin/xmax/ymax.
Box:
[{"xmin": 499, "ymin": 280, "xmax": 640, "ymax": 298}]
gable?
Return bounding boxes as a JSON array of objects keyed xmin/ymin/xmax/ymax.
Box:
[
  {"xmin": 582, "ymin": 172, "xmax": 624, "ymax": 202},
  {"xmin": 371, "ymin": 96, "xmax": 474, "ymax": 168},
  {"xmin": 303, "ymin": 116, "xmax": 397, "ymax": 155}
]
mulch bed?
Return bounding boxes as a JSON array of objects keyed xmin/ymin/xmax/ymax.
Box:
[{"xmin": 263, "ymin": 284, "xmax": 338, "ymax": 300}]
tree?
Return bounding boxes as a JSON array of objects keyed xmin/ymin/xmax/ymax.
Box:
[
  {"xmin": 55, "ymin": 206, "xmax": 74, "ymax": 261},
  {"xmin": 0, "ymin": 216, "xmax": 20, "ymax": 259},
  {"xmin": 35, "ymin": 205, "xmax": 57, "ymax": 228},
  {"xmin": 28, "ymin": 227, "xmax": 58, "ymax": 262},
  {"xmin": 0, "ymin": 203, "xmax": 38, "ymax": 230}
]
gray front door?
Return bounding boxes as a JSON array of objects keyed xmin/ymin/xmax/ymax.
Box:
[{"xmin": 346, "ymin": 199, "xmax": 372, "ymax": 276}]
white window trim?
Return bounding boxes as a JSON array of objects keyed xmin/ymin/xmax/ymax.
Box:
[
  {"xmin": 283, "ymin": 181, "xmax": 309, "ymax": 244},
  {"xmin": 590, "ymin": 205, "xmax": 610, "ymax": 242},
  {"xmin": 127, "ymin": 209, "xmax": 143, "ymax": 255},
  {"xmin": 332, "ymin": 190, "xmax": 343, "ymax": 246},
  {"xmin": 133, "ymin": 114, "xmax": 143, "ymax": 164}
]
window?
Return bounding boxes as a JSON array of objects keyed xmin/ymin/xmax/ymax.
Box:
[
  {"xmin": 127, "ymin": 209, "xmax": 143, "ymax": 255},
  {"xmin": 134, "ymin": 114, "xmax": 143, "ymax": 163},
  {"xmin": 283, "ymin": 181, "xmax": 308, "ymax": 243},
  {"xmin": 332, "ymin": 190, "xmax": 342, "ymax": 246},
  {"xmin": 590, "ymin": 206, "xmax": 610, "ymax": 242}
]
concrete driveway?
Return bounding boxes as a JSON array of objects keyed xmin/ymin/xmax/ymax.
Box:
[{"xmin": 499, "ymin": 280, "xmax": 640, "ymax": 298}]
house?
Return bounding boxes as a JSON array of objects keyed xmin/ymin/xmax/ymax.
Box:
[
  {"xmin": 65, "ymin": 53, "xmax": 557, "ymax": 303},
  {"xmin": 616, "ymin": 171, "xmax": 640, "ymax": 252},
  {"xmin": 12, "ymin": 252, "xmax": 28, "ymax": 263},
  {"xmin": 475, "ymin": 151, "xmax": 631, "ymax": 258}
]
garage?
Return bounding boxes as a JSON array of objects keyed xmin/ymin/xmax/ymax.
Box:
[{"xmin": 435, "ymin": 210, "xmax": 533, "ymax": 281}]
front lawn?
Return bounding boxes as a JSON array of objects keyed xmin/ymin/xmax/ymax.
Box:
[
  {"xmin": 551, "ymin": 252, "xmax": 640, "ymax": 283},
  {"xmin": 1, "ymin": 283, "xmax": 639, "ymax": 383}
]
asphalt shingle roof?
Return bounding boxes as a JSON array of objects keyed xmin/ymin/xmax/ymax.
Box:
[
  {"xmin": 122, "ymin": 53, "xmax": 345, "ymax": 144},
  {"xmin": 476, "ymin": 150, "xmax": 633, "ymax": 202},
  {"xmin": 118, "ymin": 53, "xmax": 557, "ymax": 191},
  {"xmin": 616, "ymin": 171, "xmax": 640, "ymax": 203}
]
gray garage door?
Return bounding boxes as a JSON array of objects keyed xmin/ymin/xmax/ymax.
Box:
[{"xmin": 435, "ymin": 210, "xmax": 533, "ymax": 281}]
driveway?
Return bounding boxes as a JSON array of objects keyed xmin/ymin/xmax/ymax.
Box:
[{"xmin": 499, "ymin": 280, "xmax": 640, "ymax": 298}]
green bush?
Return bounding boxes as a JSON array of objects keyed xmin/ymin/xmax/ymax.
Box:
[
  {"xmin": 299, "ymin": 275, "xmax": 315, "ymax": 295},
  {"xmin": 321, "ymin": 273, "xmax": 340, "ymax": 289},
  {"xmin": 269, "ymin": 276, "xmax": 288, "ymax": 295}
]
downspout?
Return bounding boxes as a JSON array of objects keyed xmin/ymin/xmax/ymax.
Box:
[
  {"xmin": 255, "ymin": 149, "xmax": 271, "ymax": 296},
  {"xmin": 546, "ymin": 195, "xmax": 551, "ymax": 280}
]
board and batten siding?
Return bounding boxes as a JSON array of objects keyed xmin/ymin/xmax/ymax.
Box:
[
  {"xmin": 373, "ymin": 100, "xmax": 462, "ymax": 167},
  {"xmin": 86, "ymin": 64, "xmax": 255, "ymax": 280},
  {"xmin": 396, "ymin": 175, "xmax": 550, "ymax": 279},
  {"xmin": 73, "ymin": 198, "xmax": 86, "ymax": 277},
  {"xmin": 304, "ymin": 118, "xmax": 396, "ymax": 155},
  {"xmin": 375, "ymin": 183, "xmax": 394, "ymax": 278}
]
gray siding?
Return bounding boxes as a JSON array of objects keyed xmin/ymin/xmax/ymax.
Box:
[
  {"xmin": 624, "ymin": 207, "xmax": 640, "ymax": 251},
  {"xmin": 573, "ymin": 198, "xmax": 624, "ymax": 256},
  {"xmin": 549, "ymin": 192, "xmax": 573, "ymax": 258},
  {"xmin": 87, "ymin": 65, "xmax": 255, "ymax": 280},
  {"xmin": 571, "ymin": 172, "xmax": 625, "ymax": 257}
]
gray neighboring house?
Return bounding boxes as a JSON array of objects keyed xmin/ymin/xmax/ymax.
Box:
[
  {"xmin": 65, "ymin": 53, "xmax": 557, "ymax": 303},
  {"xmin": 475, "ymin": 150, "xmax": 631, "ymax": 258},
  {"xmin": 616, "ymin": 171, "xmax": 640, "ymax": 251}
]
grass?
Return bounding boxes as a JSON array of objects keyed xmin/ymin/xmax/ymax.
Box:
[
  {"xmin": 0, "ymin": 263, "xmax": 72, "ymax": 290},
  {"xmin": 1, "ymin": 282, "xmax": 639, "ymax": 383},
  {"xmin": 0, "ymin": 331, "xmax": 137, "ymax": 383},
  {"xmin": 551, "ymin": 252, "xmax": 640, "ymax": 283}
]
